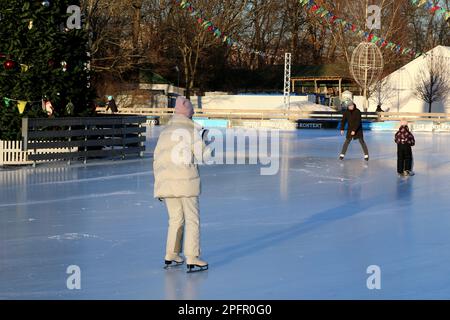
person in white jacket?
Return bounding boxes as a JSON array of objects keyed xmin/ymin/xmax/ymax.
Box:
[{"xmin": 153, "ymin": 96, "xmax": 212, "ymax": 273}]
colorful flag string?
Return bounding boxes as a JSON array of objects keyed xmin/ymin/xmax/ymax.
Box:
[
  {"xmin": 410, "ymin": 0, "xmax": 450, "ymax": 21},
  {"xmin": 174, "ymin": 0, "xmax": 281, "ymax": 61},
  {"xmin": 2, "ymin": 97, "xmax": 43, "ymax": 114},
  {"xmin": 299, "ymin": 0, "xmax": 423, "ymax": 58},
  {"xmin": 175, "ymin": 0, "xmax": 425, "ymax": 62}
]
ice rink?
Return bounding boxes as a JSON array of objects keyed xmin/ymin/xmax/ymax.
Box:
[{"xmin": 1, "ymin": 127, "xmax": 450, "ymax": 300}]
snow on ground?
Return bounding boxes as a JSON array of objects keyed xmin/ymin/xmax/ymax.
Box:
[
  {"xmin": 1, "ymin": 127, "xmax": 450, "ymax": 299},
  {"xmin": 277, "ymin": 101, "xmax": 335, "ymax": 111}
]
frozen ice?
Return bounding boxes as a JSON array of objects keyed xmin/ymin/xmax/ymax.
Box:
[{"xmin": 1, "ymin": 127, "xmax": 450, "ymax": 299}]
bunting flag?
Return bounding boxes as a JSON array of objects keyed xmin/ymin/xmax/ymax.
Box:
[
  {"xmin": 17, "ymin": 101, "xmax": 27, "ymax": 114},
  {"xmin": 3, "ymin": 97, "xmax": 11, "ymax": 107},
  {"xmin": 299, "ymin": 0, "xmax": 423, "ymax": 58},
  {"xmin": 410, "ymin": 0, "xmax": 450, "ymax": 21},
  {"xmin": 174, "ymin": 0, "xmax": 280, "ymax": 60},
  {"xmin": 2, "ymin": 97, "xmax": 42, "ymax": 111},
  {"xmin": 175, "ymin": 0, "xmax": 429, "ymax": 62}
]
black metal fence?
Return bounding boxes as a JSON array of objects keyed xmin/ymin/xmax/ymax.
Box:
[{"xmin": 21, "ymin": 116, "xmax": 147, "ymax": 166}]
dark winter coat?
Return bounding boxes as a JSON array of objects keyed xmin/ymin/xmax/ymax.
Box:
[
  {"xmin": 340, "ymin": 108, "xmax": 364, "ymax": 139},
  {"xmin": 106, "ymin": 99, "xmax": 118, "ymax": 113},
  {"xmin": 395, "ymin": 126, "xmax": 415, "ymax": 146}
]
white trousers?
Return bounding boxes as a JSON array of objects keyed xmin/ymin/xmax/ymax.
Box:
[{"xmin": 164, "ymin": 197, "xmax": 200, "ymax": 258}]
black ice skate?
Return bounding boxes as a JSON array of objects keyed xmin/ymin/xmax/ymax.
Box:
[
  {"xmin": 364, "ymin": 155, "xmax": 369, "ymax": 161},
  {"xmin": 164, "ymin": 255, "xmax": 184, "ymax": 269},
  {"xmin": 339, "ymin": 154, "xmax": 345, "ymax": 160},
  {"xmin": 186, "ymin": 257, "xmax": 208, "ymax": 273}
]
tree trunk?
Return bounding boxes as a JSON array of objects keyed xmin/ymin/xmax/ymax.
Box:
[
  {"xmin": 429, "ymin": 102, "xmax": 432, "ymax": 113},
  {"xmin": 132, "ymin": 0, "xmax": 142, "ymax": 55}
]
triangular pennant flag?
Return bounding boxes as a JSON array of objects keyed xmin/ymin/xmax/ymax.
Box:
[
  {"xmin": 20, "ymin": 64, "xmax": 29, "ymax": 72},
  {"xmin": 300, "ymin": 0, "xmax": 309, "ymax": 6},
  {"xmin": 320, "ymin": 10, "xmax": 329, "ymax": 17},
  {"xmin": 3, "ymin": 97, "xmax": 11, "ymax": 107},
  {"xmin": 17, "ymin": 100, "xmax": 27, "ymax": 114},
  {"xmin": 430, "ymin": 6, "xmax": 440, "ymax": 13}
]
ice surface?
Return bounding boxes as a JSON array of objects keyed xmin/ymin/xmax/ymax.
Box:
[{"xmin": 1, "ymin": 127, "xmax": 450, "ymax": 299}]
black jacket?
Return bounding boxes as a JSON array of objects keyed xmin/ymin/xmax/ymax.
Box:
[
  {"xmin": 106, "ymin": 99, "xmax": 118, "ymax": 113},
  {"xmin": 340, "ymin": 108, "xmax": 363, "ymax": 139}
]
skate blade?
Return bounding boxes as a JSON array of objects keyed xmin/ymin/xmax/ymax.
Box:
[
  {"xmin": 187, "ymin": 264, "xmax": 209, "ymax": 273},
  {"xmin": 164, "ymin": 261, "xmax": 184, "ymax": 270}
]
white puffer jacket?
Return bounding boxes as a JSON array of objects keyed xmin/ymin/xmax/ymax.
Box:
[{"xmin": 153, "ymin": 114, "xmax": 211, "ymax": 198}]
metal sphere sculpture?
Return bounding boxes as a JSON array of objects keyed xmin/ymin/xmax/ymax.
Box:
[{"xmin": 350, "ymin": 42, "xmax": 384, "ymax": 110}]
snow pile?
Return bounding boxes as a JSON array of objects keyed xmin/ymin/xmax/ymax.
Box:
[{"xmin": 276, "ymin": 101, "xmax": 335, "ymax": 112}]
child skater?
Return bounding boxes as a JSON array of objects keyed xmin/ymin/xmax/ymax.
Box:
[{"xmin": 395, "ymin": 120, "xmax": 415, "ymax": 177}]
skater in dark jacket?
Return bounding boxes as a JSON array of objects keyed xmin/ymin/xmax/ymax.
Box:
[
  {"xmin": 106, "ymin": 96, "xmax": 118, "ymax": 114},
  {"xmin": 395, "ymin": 120, "xmax": 415, "ymax": 176},
  {"xmin": 339, "ymin": 101, "xmax": 369, "ymax": 161}
]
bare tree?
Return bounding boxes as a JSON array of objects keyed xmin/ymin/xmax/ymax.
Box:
[
  {"xmin": 369, "ymin": 77, "xmax": 395, "ymax": 111},
  {"xmin": 165, "ymin": 0, "xmax": 248, "ymax": 98},
  {"xmin": 415, "ymin": 53, "xmax": 450, "ymax": 113},
  {"xmin": 80, "ymin": 0, "xmax": 449, "ymax": 97}
]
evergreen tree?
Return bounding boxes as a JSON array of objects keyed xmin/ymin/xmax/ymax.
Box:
[{"xmin": 0, "ymin": 0, "xmax": 95, "ymax": 140}]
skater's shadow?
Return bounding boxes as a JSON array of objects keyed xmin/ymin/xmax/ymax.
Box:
[
  {"xmin": 164, "ymin": 268, "xmax": 208, "ymax": 300},
  {"xmin": 208, "ymin": 190, "xmax": 394, "ymax": 267}
]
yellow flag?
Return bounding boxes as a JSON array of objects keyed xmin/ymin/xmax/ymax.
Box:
[
  {"xmin": 20, "ymin": 64, "xmax": 29, "ymax": 72},
  {"xmin": 17, "ymin": 101, "xmax": 27, "ymax": 114}
]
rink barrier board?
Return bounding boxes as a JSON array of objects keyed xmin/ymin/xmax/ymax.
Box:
[
  {"xmin": 21, "ymin": 116, "xmax": 147, "ymax": 165},
  {"xmin": 27, "ymin": 147, "xmax": 145, "ymax": 162},
  {"xmin": 193, "ymin": 118, "xmax": 229, "ymax": 128},
  {"xmin": 296, "ymin": 120, "xmax": 450, "ymax": 132},
  {"xmin": 27, "ymin": 136, "xmax": 145, "ymax": 149},
  {"xmin": 26, "ymin": 127, "xmax": 146, "ymax": 139},
  {"xmin": 99, "ymin": 107, "xmax": 450, "ymax": 123},
  {"xmin": 25, "ymin": 116, "xmax": 147, "ymax": 126}
]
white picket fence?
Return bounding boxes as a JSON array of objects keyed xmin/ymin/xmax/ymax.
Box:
[{"xmin": 0, "ymin": 140, "xmax": 72, "ymax": 166}]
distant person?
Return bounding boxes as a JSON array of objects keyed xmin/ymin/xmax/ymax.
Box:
[
  {"xmin": 43, "ymin": 99, "xmax": 54, "ymax": 117},
  {"xmin": 106, "ymin": 96, "xmax": 118, "ymax": 114},
  {"xmin": 153, "ymin": 96, "xmax": 212, "ymax": 273},
  {"xmin": 65, "ymin": 101, "xmax": 75, "ymax": 116},
  {"xmin": 339, "ymin": 101, "xmax": 369, "ymax": 161},
  {"xmin": 395, "ymin": 120, "xmax": 415, "ymax": 177}
]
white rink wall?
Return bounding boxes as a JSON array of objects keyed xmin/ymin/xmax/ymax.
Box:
[{"xmin": 189, "ymin": 94, "xmax": 334, "ymax": 111}]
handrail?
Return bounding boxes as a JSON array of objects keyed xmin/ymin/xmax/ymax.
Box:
[{"xmin": 96, "ymin": 107, "xmax": 450, "ymax": 122}]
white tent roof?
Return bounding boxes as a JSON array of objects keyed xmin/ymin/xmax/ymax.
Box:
[
  {"xmin": 384, "ymin": 45, "xmax": 450, "ymax": 89},
  {"xmin": 373, "ymin": 46, "xmax": 450, "ymax": 113}
]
